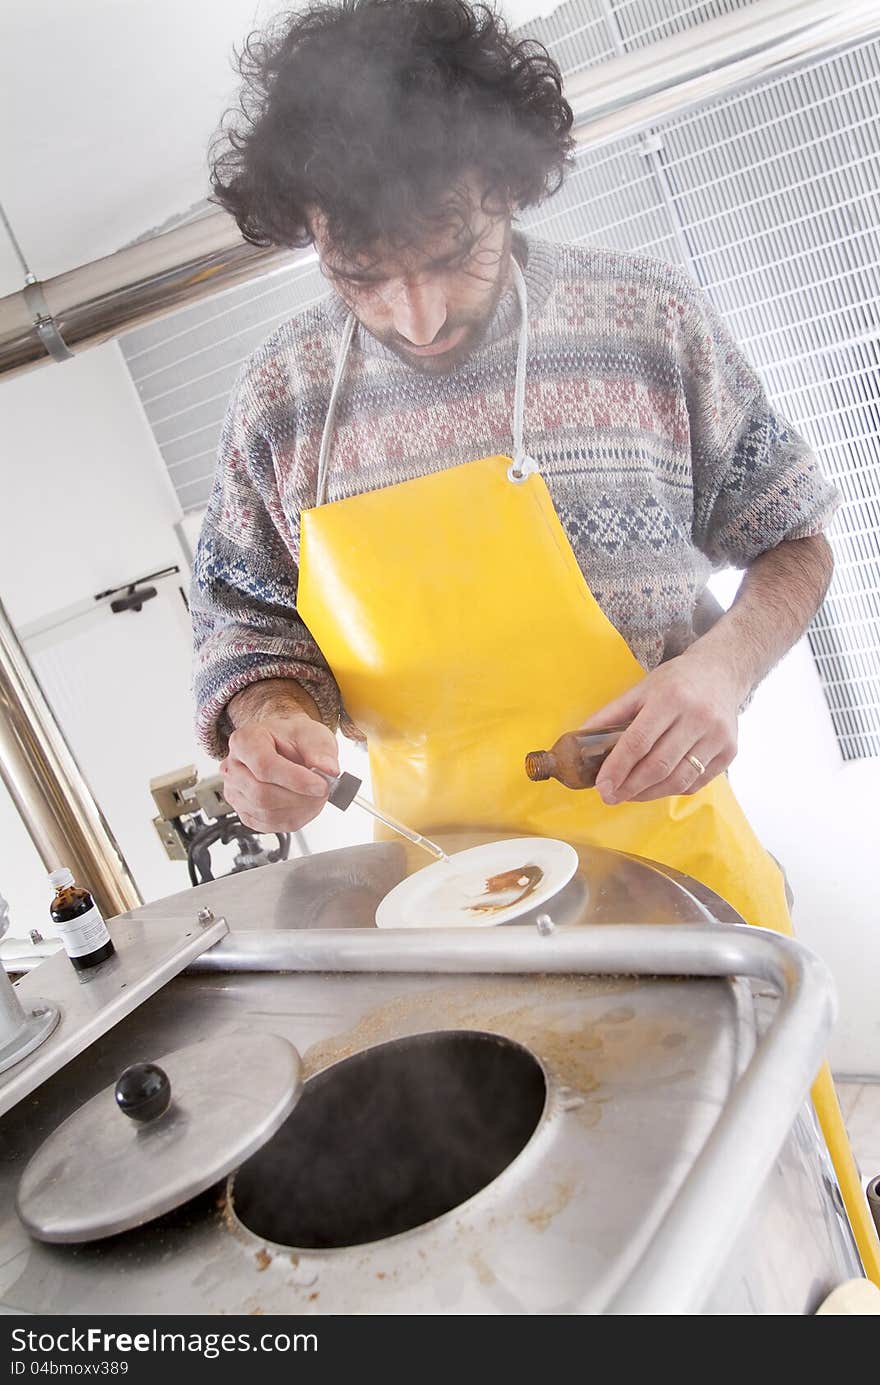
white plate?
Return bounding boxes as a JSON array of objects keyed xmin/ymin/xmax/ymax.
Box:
[{"xmin": 375, "ymin": 837, "xmax": 579, "ymax": 929}]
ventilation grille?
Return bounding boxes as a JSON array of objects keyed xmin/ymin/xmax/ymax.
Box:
[
  {"xmin": 120, "ymin": 2, "xmax": 880, "ymax": 759},
  {"xmin": 524, "ymin": 0, "xmax": 757, "ymax": 71},
  {"xmin": 653, "ymin": 39, "xmax": 880, "ymax": 759},
  {"xmin": 122, "ymin": 257, "xmax": 326, "ymax": 512}
]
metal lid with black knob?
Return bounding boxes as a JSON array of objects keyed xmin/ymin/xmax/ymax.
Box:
[{"xmin": 16, "ymin": 1031, "xmax": 302, "ymax": 1243}]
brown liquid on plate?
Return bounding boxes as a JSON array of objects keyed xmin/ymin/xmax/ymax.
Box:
[{"xmin": 467, "ymin": 864, "xmax": 544, "ymax": 915}]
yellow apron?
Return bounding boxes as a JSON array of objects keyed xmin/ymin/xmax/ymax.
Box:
[{"xmin": 297, "ymin": 259, "xmax": 879, "ymax": 1280}]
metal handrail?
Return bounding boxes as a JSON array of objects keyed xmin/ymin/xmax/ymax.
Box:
[{"xmin": 186, "ymin": 920, "xmax": 835, "ymax": 1315}]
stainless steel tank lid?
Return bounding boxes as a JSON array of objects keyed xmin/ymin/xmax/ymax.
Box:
[{"xmin": 16, "ymin": 1031, "xmax": 302, "ymax": 1243}]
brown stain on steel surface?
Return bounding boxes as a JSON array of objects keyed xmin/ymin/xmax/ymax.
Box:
[
  {"xmin": 525, "ymin": 1180, "xmax": 573, "ymax": 1233},
  {"xmin": 469, "ymin": 1251, "xmax": 496, "ymax": 1285},
  {"xmin": 300, "ymin": 975, "xmax": 638, "ymax": 1097},
  {"xmin": 219, "ymin": 1185, "xmax": 249, "ymax": 1245},
  {"xmin": 211, "ymin": 974, "xmax": 696, "ymax": 1276},
  {"xmin": 254, "ymin": 1248, "xmax": 272, "ymax": 1271}
]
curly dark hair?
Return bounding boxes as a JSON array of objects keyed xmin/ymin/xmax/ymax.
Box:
[{"xmin": 210, "ymin": 0, "xmax": 574, "ymax": 258}]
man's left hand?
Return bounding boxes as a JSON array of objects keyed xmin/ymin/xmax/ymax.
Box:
[{"xmin": 581, "ymin": 646, "xmax": 747, "ymax": 804}]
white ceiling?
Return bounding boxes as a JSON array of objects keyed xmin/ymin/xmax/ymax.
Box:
[{"xmin": 0, "ymin": 0, "xmax": 557, "ymax": 298}]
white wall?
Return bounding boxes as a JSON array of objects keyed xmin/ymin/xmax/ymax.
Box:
[
  {"xmin": 0, "ymin": 0, "xmax": 290, "ymax": 295},
  {"xmin": 708, "ymin": 571, "xmax": 880, "ymax": 1077},
  {"xmin": 0, "ymin": 347, "xmax": 369, "ymax": 949},
  {"xmin": 0, "ymin": 341, "xmax": 183, "ymax": 931},
  {"xmin": 1, "ymin": 343, "xmax": 183, "ymax": 626},
  {"xmin": 731, "ymin": 642, "xmax": 880, "ymax": 1078},
  {"xmin": 179, "ymin": 507, "xmax": 211, "ymax": 559}
]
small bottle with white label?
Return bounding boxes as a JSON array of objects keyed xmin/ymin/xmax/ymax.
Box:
[{"xmin": 48, "ymin": 868, "xmax": 115, "ymax": 970}]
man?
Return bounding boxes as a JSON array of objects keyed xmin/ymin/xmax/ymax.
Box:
[{"xmin": 193, "ymin": 0, "xmax": 836, "ymax": 924}]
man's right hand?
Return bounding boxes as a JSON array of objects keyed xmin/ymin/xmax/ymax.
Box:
[{"xmin": 220, "ymin": 711, "xmax": 340, "ymax": 833}]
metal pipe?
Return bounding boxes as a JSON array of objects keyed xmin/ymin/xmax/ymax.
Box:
[
  {"xmin": 185, "ymin": 918, "xmax": 808, "ymax": 981},
  {"xmin": 183, "ymin": 919, "xmax": 835, "ymax": 1315},
  {"xmin": 0, "ymin": 1, "xmax": 876, "ymax": 379},
  {"xmin": 0, "ymin": 597, "xmax": 141, "ymax": 919},
  {"xmin": 0, "ymin": 213, "xmax": 301, "ymax": 377},
  {"xmin": 567, "ymin": 0, "xmax": 880, "ymax": 150}
]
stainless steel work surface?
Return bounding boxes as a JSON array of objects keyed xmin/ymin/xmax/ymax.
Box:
[
  {"xmin": 0, "ymin": 959, "xmax": 831, "ymax": 1315},
  {"xmin": 110, "ymin": 831, "xmax": 746, "ymax": 937},
  {"xmin": 0, "ymin": 841, "xmax": 859, "ymax": 1314},
  {"xmin": 0, "ymin": 914, "xmax": 228, "ymax": 1118}
]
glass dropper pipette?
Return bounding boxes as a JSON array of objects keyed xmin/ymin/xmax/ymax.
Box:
[{"xmin": 310, "ymin": 768, "xmax": 451, "ymax": 863}]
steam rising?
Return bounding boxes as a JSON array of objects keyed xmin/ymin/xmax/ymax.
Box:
[{"xmin": 231, "ymin": 1029, "xmax": 546, "ymax": 1248}]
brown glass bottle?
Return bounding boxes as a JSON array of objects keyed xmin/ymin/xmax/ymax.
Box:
[
  {"xmin": 48, "ymin": 867, "xmax": 115, "ymax": 970},
  {"xmin": 525, "ymin": 725, "xmax": 629, "ymax": 790}
]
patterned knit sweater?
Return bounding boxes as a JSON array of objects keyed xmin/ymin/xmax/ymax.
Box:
[{"xmin": 192, "ymin": 233, "xmax": 837, "ymax": 758}]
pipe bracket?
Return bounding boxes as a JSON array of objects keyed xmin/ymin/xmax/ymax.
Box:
[{"xmin": 22, "ymin": 282, "xmax": 73, "ymax": 362}]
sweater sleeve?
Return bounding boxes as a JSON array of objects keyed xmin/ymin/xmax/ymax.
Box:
[
  {"xmin": 190, "ymin": 376, "xmax": 341, "ymax": 759},
  {"xmin": 675, "ymin": 278, "xmax": 840, "ymax": 568}
]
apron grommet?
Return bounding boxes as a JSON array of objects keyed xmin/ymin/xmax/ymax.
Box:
[{"xmin": 507, "ymin": 455, "xmax": 538, "ymax": 484}]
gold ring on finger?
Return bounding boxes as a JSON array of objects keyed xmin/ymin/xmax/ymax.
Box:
[{"xmin": 686, "ymin": 753, "xmax": 706, "ymax": 776}]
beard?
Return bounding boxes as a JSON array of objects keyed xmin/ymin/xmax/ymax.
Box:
[{"xmin": 361, "ymin": 225, "xmax": 514, "ymax": 376}]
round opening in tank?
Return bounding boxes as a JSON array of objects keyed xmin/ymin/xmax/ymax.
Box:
[{"xmin": 230, "ymin": 1029, "xmax": 547, "ymax": 1250}]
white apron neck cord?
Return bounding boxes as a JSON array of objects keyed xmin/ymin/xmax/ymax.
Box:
[
  {"xmin": 315, "ymin": 312, "xmax": 357, "ymax": 508},
  {"xmin": 314, "ymin": 250, "xmax": 536, "ymax": 504},
  {"xmin": 507, "ymin": 257, "xmax": 537, "ymax": 485}
]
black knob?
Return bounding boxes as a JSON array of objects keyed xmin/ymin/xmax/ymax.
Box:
[{"xmin": 115, "ymin": 1062, "xmax": 171, "ymax": 1123}]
